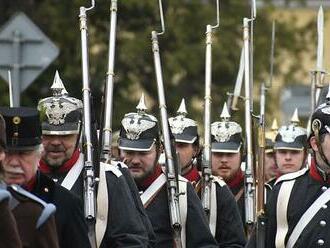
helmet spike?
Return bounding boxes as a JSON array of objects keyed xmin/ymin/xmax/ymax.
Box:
[
  {"xmin": 176, "ymin": 98, "xmax": 187, "ymax": 116},
  {"xmin": 51, "ymin": 70, "xmax": 67, "ymax": 96},
  {"xmin": 220, "ymin": 102, "xmax": 231, "ymax": 121},
  {"xmin": 290, "ymin": 108, "xmax": 300, "ymax": 126},
  {"xmin": 136, "ymin": 93, "xmax": 148, "ymax": 113},
  {"xmin": 271, "ymin": 118, "xmax": 278, "ymax": 131}
]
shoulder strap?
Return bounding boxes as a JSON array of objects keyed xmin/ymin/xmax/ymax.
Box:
[
  {"xmin": 178, "ymin": 180, "xmax": 187, "ymax": 248},
  {"xmin": 140, "ymin": 173, "xmax": 166, "ymax": 206},
  {"xmin": 209, "ymin": 180, "xmax": 218, "ymax": 237},
  {"xmin": 61, "ymin": 153, "xmax": 84, "ymax": 190},
  {"xmin": 287, "ymin": 187, "xmax": 330, "ymax": 248},
  {"xmin": 275, "ymin": 180, "xmax": 296, "ymax": 248},
  {"xmin": 96, "ymin": 161, "xmax": 124, "ymax": 247}
]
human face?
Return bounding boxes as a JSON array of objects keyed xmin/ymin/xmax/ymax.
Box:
[
  {"xmin": 264, "ymin": 152, "xmax": 278, "ymax": 181},
  {"xmin": 310, "ymin": 134, "xmax": 330, "ymax": 174},
  {"xmin": 275, "ymin": 149, "xmax": 305, "ymax": 175},
  {"xmin": 42, "ymin": 134, "xmax": 78, "ymax": 168},
  {"xmin": 211, "ymin": 152, "xmax": 241, "ymax": 182},
  {"xmin": 120, "ymin": 145, "xmax": 158, "ymax": 184},
  {"xmin": 175, "ymin": 142, "xmax": 198, "ymax": 171},
  {"xmin": 2, "ymin": 149, "xmax": 40, "ymax": 185}
]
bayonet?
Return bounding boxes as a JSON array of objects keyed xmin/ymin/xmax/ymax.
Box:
[{"xmin": 316, "ymin": 5, "xmax": 324, "ymax": 71}]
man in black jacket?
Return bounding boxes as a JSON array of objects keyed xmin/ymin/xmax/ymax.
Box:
[
  {"xmin": 264, "ymin": 102, "xmax": 330, "ymax": 248},
  {"xmin": 0, "ymin": 107, "xmax": 90, "ymax": 248},
  {"xmin": 118, "ymin": 96, "xmax": 218, "ymax": 247}
]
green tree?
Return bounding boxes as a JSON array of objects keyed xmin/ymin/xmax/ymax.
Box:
[{"xmin": 0, "ymin": 0, "xmax": 313, "ymax": 131}]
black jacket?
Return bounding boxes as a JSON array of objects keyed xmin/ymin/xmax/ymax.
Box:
[
  {"xmin": 100, "ymin": 168, "xmax": 152, "ymax": 247},
  {"xmin": 32, "ymin": 171, "xmax": 91, "ymax": 248},
  {"xmin": 214, "ymin": 183, "xmax": 246, "ymax": 247},
  {"xmin": 143, "ymin": 180, "xmax": 218, "ymax": 247},
  {"xmin": 265, "ymin": 167, "xmax": 330, "ymax": 247}
]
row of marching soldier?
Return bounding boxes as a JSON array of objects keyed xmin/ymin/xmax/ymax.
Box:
[{"xmin": 1, "ymin": 1, "xmax": 330, "ymax": 248}]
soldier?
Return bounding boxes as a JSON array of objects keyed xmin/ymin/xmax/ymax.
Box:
[
  {"xmin": 169, "ymin": 99, "xmax": 246, "ymax": 247},
  {"xmin": 0, "ymin": 110, "xmax": 59, "ymax": 248},
  {"xmin": 168, "ymin": 99, "xmax": 201, "ymax": 185},
  {"xmin": 0, "ymin": 107, "xmax": 90, "ymax": 248},
  {"xmin": 210, "ymin": 104, "xmax": 246, "ymax": 225},
  {"xmin": 272, "ymin": 109, "xmax": 307, "ymax": 179},
  {"xmin": 38, "ymin": 72, "xmax": 155, "ymax": 247},
  {"xmin": 264, "ymin": 100, "xmax": 330, "ymax": 247},
  {"xmin": 37, "ymin": 71, "xmax": 84, "ymax": 198},
  {"xmin": 118, "ymin": 97, "xmax": 218, "ymax": 247},
  {"xmin": 264, "ymin": 129, "xmax": 278, "ymax": 183}
]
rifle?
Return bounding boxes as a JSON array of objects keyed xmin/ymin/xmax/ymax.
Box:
[
  {"xmin": 255, "ymin": 20, "xmax": 275, "ymax": 248},
  {"xmin": 78, "ymin": 1, "xmax": 97, "ymax": 247},
  {"xmin": 243, "ymin": 15, "xmax": 256, "ymax": 234},
  {"xmin": 100, "ymin": 0, "xmax": 118, "ymax": 163},
  {"xmin": 151, "ymin": 1, "xmax": 182, "ymax": 246},
  {"xmin": 201, "ymin": 0, "xmax": 220, "ymax": 220}
]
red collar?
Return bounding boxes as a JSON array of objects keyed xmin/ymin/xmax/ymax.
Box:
[
  {"xmin": 183, "ymin": 166, "xmax": 201, "ymax": 183},
  {"xmin": 39, "ymin": 149, "xmax": 80, "ymax": 174},
  {"xmin": 227, "ymin": 169, "xmax": 244, "ymax": 189},
  {"xmin": 139, "ymin": 165, "xmax": 163, "ymax": 191},
  {"xmin": 23, "ymin": 175, "xmax": 37, "ymax": 192},
  {"xmin": 310, "ymin": 158, "xmax": 330, "ymax": 184}
]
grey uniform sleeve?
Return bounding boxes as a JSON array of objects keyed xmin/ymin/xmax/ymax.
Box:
[
  {"xmin": 215, "ymin": 184, "xmax": 246, "ymax": 248},
  {"xmin": 101, "ymin": 172, "xmax": 150, "ymax": 247},
  {"xmin": 185, "ymin": 183, "xmax": 218, "ymax": 248}
]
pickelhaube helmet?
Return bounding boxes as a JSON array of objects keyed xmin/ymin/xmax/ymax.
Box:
[
  {"xmin": 0, "ymin": 107, "xmax": 42, "ymax": 151},
  {"xmin": 274, "ymin": 108, "xmax": 307, "ymax": 151},
  {"xmin": 118, "ymin": 94, "xmax": 159, "ymax": 151},
  {"xmin": 311, "ymin": 85, "xmax": 330, "ymax": 138},
  {"xmin": 211, "ymin": 103, "xmax": 243, "ymax": 153},
  {"xmin": 265, "ymin": 118, "xmax": 278, "ymax": 154},
  {"xmin": 168, "ymin": 99, "xmax": 198, "ymax": 144},
  {"xmin": 37, "ymin": 71, "xmax": 83, "ymax": 135}
]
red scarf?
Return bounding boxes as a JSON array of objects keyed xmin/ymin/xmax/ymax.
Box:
[
  {"xmin": 227, "ymin": 169, "xmax": 244, "ymax": 189},
  {"xmin": 183, "ymin": 166, "xmax": 201, "ymax": 183},
  {"xmin": 39, "ymin": 149, "xmax": 80, "ymax": 174},
  {"xmin": 139, "ymin": 164, "xmax": 163, "ymax": 191},
  {"xmin": 310, "ymin": 158, "xmax": 330, "ymax": 184}
]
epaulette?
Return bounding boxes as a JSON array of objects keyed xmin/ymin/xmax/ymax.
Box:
[
  {"xmin": 101, "ymin": 161, "xmax": 122, "ymax": 178},
  {"xmin": 8, "ymin": 185, "xmax": 56, "ymax": 229},
  {"xmin": 0, "ymin": 188, "xmax": 11, "ymax": 202},
  {"xmin": 274, "ymin": 167, "xmax": 309, "ymax": 186},
  {"xmin": 212, "ymin": 176, "xmax": 226, "ymax": 187}
]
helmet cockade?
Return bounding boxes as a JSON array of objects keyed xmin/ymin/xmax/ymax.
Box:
[{"xmin": 211, "ymin": 121, "xmax": 242, "ymax": 142}]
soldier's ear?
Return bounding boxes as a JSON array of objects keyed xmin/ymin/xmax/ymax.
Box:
[
  {"xmin": 309, "ymin": 136, "xmax": 318, "ymax": 152},
  {"xmin": 0, "ymin": 150, "xmax": 4, "ymax": 161}
]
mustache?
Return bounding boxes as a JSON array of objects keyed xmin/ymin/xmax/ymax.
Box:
[
  {"xmin": 45, "ymin": 146, "xmax": 65, "ymax": 152},
  {"xmin": 5, "ymin": 167, "xmax": 24, "ymax": 174}
]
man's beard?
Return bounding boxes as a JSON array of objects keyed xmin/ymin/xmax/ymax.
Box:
[{"xmin": 44, "ymin": 154, "xmax": 67, "ymax": 168}]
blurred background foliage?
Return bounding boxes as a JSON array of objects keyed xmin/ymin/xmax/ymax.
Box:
[{"xmin": 0, "ymin": 0, "xmax": 313, "ymax": 131}]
